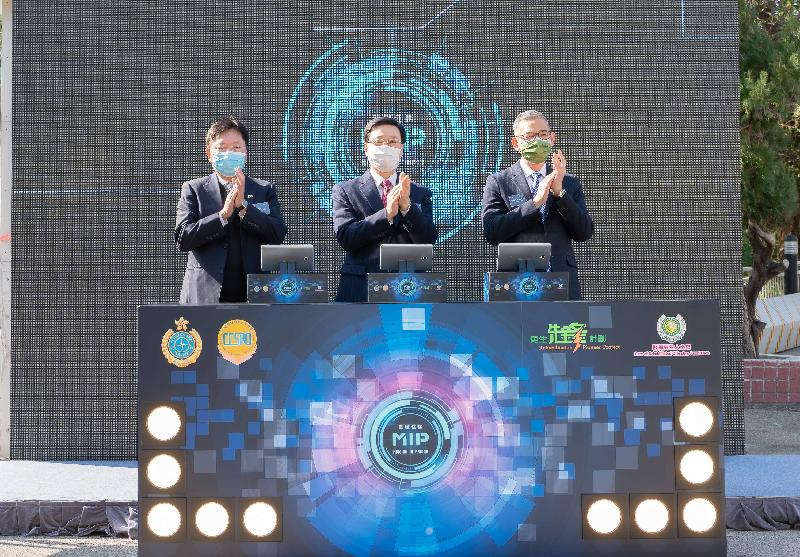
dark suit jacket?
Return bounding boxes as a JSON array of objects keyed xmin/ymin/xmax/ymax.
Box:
[
  {"xmin": 481, "ymin": 161, "xmax": 593, "ymax": 300},
  {"xmin": 175, "ymin": 173, "xmax": 287, "ymax": 304},
  {"xmin": 332, "ymin": 171, "xmax": 438, "ymax": 302}
]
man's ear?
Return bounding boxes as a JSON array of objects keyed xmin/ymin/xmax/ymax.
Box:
[
  {"xmin": 550, "ymin": 131, "xmax": 557, "ymax": 145},
  {"xmin": 204, "ymin": 145, "xmax": 211, "ymax": 162},
  {"xmin": 510, "ymin": 136, "xmax": 520, "ymax": 152}
]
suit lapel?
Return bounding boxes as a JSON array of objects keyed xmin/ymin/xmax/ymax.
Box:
[
  {"xmin": 511, "ymin": 161, "xmax": 532, "ymax": 200},
  {"xmin": 243, "ymin": 176, "xmax": 258, "ymax": 203},
  {"xmin": 205, "ymin": 173, "xmax": 224, "ymax": 213},
  {"xmin": 357, "ymin": 171, "xmax": 385, "ymax": 216}
]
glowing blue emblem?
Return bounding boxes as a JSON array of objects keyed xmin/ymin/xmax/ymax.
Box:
[{"xmin": 283, "ymin": 41, "xmax": 504, "ymax": 242}]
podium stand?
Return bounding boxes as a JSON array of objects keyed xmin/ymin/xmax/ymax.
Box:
[{"xmin": 248, "ymin": 246, "xmax": 328, "ymax": 303}]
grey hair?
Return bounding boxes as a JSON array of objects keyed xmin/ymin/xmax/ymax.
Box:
[{"xmin": 512, "ymin": 110, "xmax": 547, "ymax": 135}]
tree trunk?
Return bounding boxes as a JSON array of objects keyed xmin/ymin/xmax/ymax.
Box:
[{"xmin": 743, "ymin": 219, "xmax": 787, "ymax": 358}]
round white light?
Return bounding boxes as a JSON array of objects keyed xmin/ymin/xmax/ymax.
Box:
[
  {"xmin": 586, "ymin": 499, "xmax": 622, "ymax": 534},
  {"xmin": 146, "ymin": 454, "xmax": 182, "ymax": 489},
  {"xmin": 195, "ymin": 502, "xmax": 230, "ymax": 538},
  {"xmin": 678, "ymin": 402, "xmax": 714, "ymax": 438},
  {"xmin": 243, "ymin": 502, "xmax": 278, "ymax": 537},
  {"xmin": 680, "ymin": 449, "xmax": 715, "ymax": 485},
  {"xmin": 634, "ymin": 499, "xmax": 670, "ymax": 534},
  {"xmin": 147, "ymin": 502, "xmax": 181, "ymax": 538},
  {"xmin": 146, "ymin": 406, "xmax": 182, "ymax": 442},
  {"xmin": 682, "ymin": 497, "xmax": 717, "ymax": 533}
]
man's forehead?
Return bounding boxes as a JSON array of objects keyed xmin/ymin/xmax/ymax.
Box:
[
  {"xmin": 211, "ymin": 130, "xmax": 245, "ymax": 145},
  {"xmin": 517, "ymin": 118, "xmax": 550, "ymax": 132},
  {"xmin": 368, "ymin": 124, "xmax": 402, "ymax": 137}
]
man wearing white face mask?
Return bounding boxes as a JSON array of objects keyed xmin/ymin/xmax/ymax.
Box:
[
  {"xmin": 331, "ymin": 116, "xmax": 438, "ymax": 302},
  {"xmin": 175, "ymin": 117, "xmax": 287, "ymax": 304},
  {"xmin": 481, "ymin": 110, "xmax": 593, "ymax": 300}
]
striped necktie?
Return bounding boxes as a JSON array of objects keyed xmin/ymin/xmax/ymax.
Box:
[
  {"xmin": 380, "ymin": 179, "xmax": 392, "ymax": 207},
  {"xmin": 528, "ymin": 172, "xmax": 548, "ymax": 223}
]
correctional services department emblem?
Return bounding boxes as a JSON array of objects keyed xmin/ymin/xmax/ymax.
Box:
[
  {"xmin": 218, "ymin": 319, "xmax": 258, "ymax": 365},
  {"xmin": 657, "ymin": 314, "xmax": 686, "ymax": 344},
  {"xmin": 161, "ymin": 317, "xmax": 202, "ymax": 368}
]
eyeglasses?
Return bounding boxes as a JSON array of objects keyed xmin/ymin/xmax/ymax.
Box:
[
  {"xmin": 367, "ymin": 139, "xmax": 403, "ymax": 147},
  {"xmin": 515, "ymin": 131, "xmax": 552, "ymax": 141}
]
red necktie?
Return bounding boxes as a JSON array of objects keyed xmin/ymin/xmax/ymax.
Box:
[{"xmin": 381, "ymin": 179, "xmax": 392, "ymax": 207}]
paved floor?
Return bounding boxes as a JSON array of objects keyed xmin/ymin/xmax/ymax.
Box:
[
  {"xmin": 2, "ymin": 531, "xmax": 794, "ymax": 556},
  {"xmin": 745, "ymin": 404, "xmax": 800, "ymax": 454},
  {"xmin": 0, "ymin": 536, "xmax": 137, "ymax": 557}
]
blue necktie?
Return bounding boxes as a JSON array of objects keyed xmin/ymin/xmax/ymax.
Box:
[{"xmin": 528, "ymin": 172, "xmax": 548, "ymax": 223}]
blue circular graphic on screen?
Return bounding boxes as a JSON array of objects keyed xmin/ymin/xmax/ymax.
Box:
[
  {"xmin": 397, "ymin": 277, "xmax": 418, "ymax": 297},
  {"xmin": 167, "ymin": 331, "xmax": 196, "ymax": 360},
  {"xmin": 520, "ymin": 277, "xmax": 539, "ymax": 296},
  {"xmin": 278, "ymin": 277, "xmax": 299, "ymax": 298},
  {"xmin": 359, "ymin": 390, "xmax": 462, "ymax": 491},
  {"xmin": 283, "ymin": 41, "xmax": 504, "ymax": 243}
]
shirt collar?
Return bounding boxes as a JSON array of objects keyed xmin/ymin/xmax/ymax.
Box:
[
  {"xmin": 216, "ymin": 173, "xmax": 231, "ymax": 188},
  {"xmin": 369, "ymin": 169, "xmax": 397, "ymax": 188},
  {"xmin": 519, "ymin": 158, "xmax": 547, "ymax": 179}
]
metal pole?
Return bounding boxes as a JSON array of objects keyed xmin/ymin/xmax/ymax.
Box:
[
  {"xmin": 785, "ymin": 234, "xmax": 798, "ymax": 295},
  {"xmin": 0, "ymin": 0, "xmax": 12, "ymax": 459}
]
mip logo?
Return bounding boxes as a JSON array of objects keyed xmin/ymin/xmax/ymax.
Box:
[
  {"xmin": 358, "ymin": 390, "xmax": 463, "ymax": 491},
  {"xmin": 392, "ymin": 429, "xmax": 430, "ymax": 447}
]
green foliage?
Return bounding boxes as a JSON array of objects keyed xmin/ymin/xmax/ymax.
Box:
[
  {"xmin": 740, "ymin": 0, "xmax": 800, "ymax": 235},
  {"xmin": 743, "ymin": 234, "xmax": 754, "ymax": 266}
]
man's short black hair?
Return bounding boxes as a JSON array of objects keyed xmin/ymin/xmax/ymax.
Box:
[
  {"xmin": 206, "ymin": 116, "xmax": 249, "ymax": 147},
  {"xmin": 363, "ymin": 116, "xmax": 406, "ymax": 144}
]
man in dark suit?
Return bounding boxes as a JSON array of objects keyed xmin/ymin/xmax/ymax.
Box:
[
  {"xmin": 175, "ymin": 117, "xmax": 287, "ymax": 303},
  {"xmin": 331, "ymin": 117, "xmax": 438, "ymax": 302},
  {"xmin": 482, "ymin": 110, "xmax": 593, "ymax": 300}
]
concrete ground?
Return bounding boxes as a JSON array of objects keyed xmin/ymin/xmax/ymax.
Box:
[
  {"xmin": 744, "ymin": 403, "xmax": 800, "ymax": 454},
  {"xmin": 2, "ymin": 527, "xmax": 795, "ymax": 556},
  {"xmin": 727, "ymin": 530, "xmax": 800, "ymax": 557},
  {"xmin": 0, "ymin": 536, "xmax": 137, "ymax": 556}
]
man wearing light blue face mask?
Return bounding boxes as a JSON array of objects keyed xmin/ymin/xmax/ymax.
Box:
[{"xmin": 175, "ymin": 117, "xmax": 287, "ymax": 303}]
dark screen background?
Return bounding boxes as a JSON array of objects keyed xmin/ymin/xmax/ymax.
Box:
[{"xmin": 11, "ymin": 0, "xmax": 742, "ymax": 458}]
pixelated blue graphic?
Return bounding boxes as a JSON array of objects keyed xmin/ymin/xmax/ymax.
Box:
[
  {"xmin": 280, "ymin": 305, "xmax": 539, "ymax": 555},
  {"xmin": 283, "ymin": 41, "xmax": 504, "ymax": 242}
]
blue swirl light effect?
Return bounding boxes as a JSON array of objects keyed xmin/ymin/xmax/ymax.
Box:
[{"xmin": 283, "ymin": 41, "xmax": 504, "ymax": 243}]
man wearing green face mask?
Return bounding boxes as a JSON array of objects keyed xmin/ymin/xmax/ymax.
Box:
[{"xmin": 481, "ymin": 110, "xmax": 594, "ymax": 300}]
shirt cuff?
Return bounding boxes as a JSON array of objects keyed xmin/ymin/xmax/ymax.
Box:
[
  {"xmin": 219, "ymin": 213, "xmax": 228, "ymax": 226},
  {"xmin": 400, "ymin": 206, "xmax": 411, "ymax": 216}
]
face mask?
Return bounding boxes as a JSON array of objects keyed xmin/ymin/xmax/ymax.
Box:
[
  {"xmin": 518, "ymin": 137, "xmax": 553, "ymax": 164},
  {"xmin": 211, "ymin": 151, "xmax": 246, "ymax": 177},
  {"xmin": 366, "ymin": 144, "xmax": 402, "ymax": 174}
]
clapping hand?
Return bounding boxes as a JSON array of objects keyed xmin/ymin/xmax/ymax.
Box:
[
  {"xmin": 534, "ymin": 173, "xmax": 556, "ymax": 207},
  {"xmin": 398, "ymin": 172, "xmax": 411, "ymax": 213},
  {"xmin": 550, "ymin": 150, "xmax": 566, "ymax": 196}
]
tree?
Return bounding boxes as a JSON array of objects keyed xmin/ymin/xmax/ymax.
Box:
[{"xmin": 740, "ymin": 0, "xmax": 800, "ymax": 357}]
